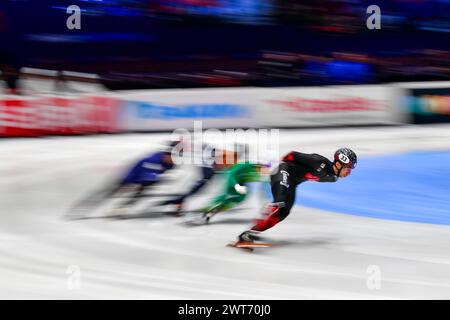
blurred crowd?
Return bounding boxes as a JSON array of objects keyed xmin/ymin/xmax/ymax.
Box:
[
  {"xmin": 1, "ymin": 0, "xmax": 450, "ymax": 94},
  {"xmin": 3, "ymin": 47, "xmax": 449, "ymax": 94},
  {"xmin": 36, "ymin": 0, "xmax": 449, "ymax": 32},
  {"xmin": 275, "ymin": 0, "xmax": 450, "ymax": 33},
  {"xmin": 67, "ymin": 0, "xmax": 450, "ymax": 32},
  {"xmin": 257, "ymin": 49, "xmax": 450, "ymax": 86}
]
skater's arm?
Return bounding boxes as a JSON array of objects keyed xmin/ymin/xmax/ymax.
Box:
[
  {"xmin": 123, "ymin": 154, "xmax": 167, "ymax": 185},
  {"xmin": 224, "ymin": 165, "xmax": 246, "ymax": 194},
  {"xmin": 141, "ymin": 153, "xmax": 168, "ymax": 173},
  {"xmin": 319, "ymin": 175, "xmax": 338, "ymax": 183}
]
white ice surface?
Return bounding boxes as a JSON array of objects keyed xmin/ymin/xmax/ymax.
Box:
[{"xmin": 1, "ymin": 124, "xmax": 450, "ymax": 299}]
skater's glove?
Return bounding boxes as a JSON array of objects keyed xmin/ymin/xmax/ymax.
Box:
[{"xmin": 234, "ymin": 184, "xmax": 247, "ymax": 195}]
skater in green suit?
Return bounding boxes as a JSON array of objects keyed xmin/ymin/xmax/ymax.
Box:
[{"xmin": 200, "ymin": 162, "xmax": 268, "ymax": 223}]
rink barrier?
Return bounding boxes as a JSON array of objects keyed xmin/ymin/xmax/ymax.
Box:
[
  {"xmin": 115, "ymin": 88, "xmax": 257, "ymax": 131},
  {"xmin": 393, "ymin": 81, "xmax": 450, "ymax": 124},
  {"xmin": 255, "ymin": 85, "xmax": 404, "ymax": 127},
  {"xmin": 0, "ymin": 95, "xmax": 121, "ymax": 137},
  {"xmin": 114, "ymin": 85, "xmax": 406, "ymax": 131},
  {"xmin": 2, "ymin": 82, "xmax": 449, "ymax": 136}
]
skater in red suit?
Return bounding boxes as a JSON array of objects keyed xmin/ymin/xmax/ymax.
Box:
[{"xmin": 234, "ymin": 148, "xmax": 357, "ymax": 247}]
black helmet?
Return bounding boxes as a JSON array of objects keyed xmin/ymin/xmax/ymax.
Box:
[{"xmin": 334, "ymin": 148, "xmax": 357, "ymax": 169}]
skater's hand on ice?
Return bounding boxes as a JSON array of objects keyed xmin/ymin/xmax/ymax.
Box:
[{"xmin": 234, "ymin": 184, "xmax": 247, "ymax": 195}]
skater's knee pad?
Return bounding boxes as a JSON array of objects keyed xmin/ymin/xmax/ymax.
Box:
[
  {"xmin": 252, "ymin": 202, "xmax": 287, "ymax": 232},
  {"xmin": 266, "ymin": 201, "xmax": 290, "ymax": 220},
  {"xmin": 253, "ymin": 212, "xmax": 282, "ymax": 232}
]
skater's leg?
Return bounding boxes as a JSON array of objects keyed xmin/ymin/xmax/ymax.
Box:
[
  {"xmin": 159, "ymin": 166, "xmax": 214, "ymax": 207},
  {"xmin": 251, "ymin": 182, "xmax": 295, "ymax": 232},
  {"xmin": 201, "ymin": 193, "xmax": 245, "ymax": 222},
  {"xmin": 238, "ymin": 165, "xmax": 295, "ymax": 240},
  {"xmin": 69, "ymin": 177, "xmax": 126, "ymax": 214},
  {"xmin": 204, "ymin": 192, "xmax": 244, "ymax": 212},
  {"xmin": 115, "ymin": 181, "xmax": 156, "ymax": 208}
]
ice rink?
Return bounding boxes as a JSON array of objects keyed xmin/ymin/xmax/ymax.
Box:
[{"xmin": 1, "ymin": 125, "xmax": 450, "ymax": 299}]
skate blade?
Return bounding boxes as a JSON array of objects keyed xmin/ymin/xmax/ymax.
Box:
[
  {"xmin": 226, "ymin": 243, "xmax": 254, "ymax": 252},
  {"xmin": 227, "ymin": 241, "xmax": 272, "ymax": 250},
  {"xmin": 183, "ymin": 219, "xmax": 208, "ymax": 226},
  {"xmin": 182, "ymin": 212, "xmax": 208, "ymax": 225}
]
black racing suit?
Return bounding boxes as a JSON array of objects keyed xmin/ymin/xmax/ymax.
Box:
[{"xmin": 251, "ymin": 151, "xmax": 338, "ymax": 232}]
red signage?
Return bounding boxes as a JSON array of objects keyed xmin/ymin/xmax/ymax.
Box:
[{"xmin": 0, "ymin": 96, "xmax": 121, "ymax": 137}]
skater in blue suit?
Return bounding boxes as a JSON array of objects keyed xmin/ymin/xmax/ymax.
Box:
[{"xmin": 67, "ymin": 140, "xmax": 181, "ymax": 217}]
